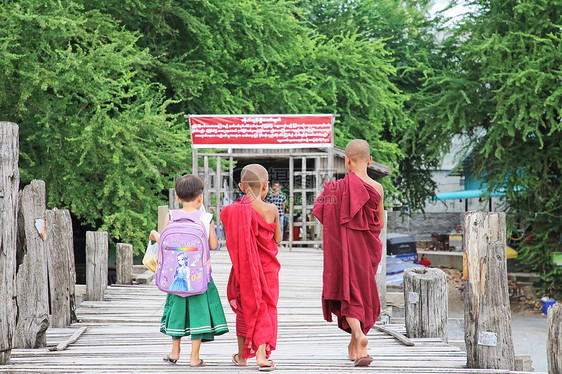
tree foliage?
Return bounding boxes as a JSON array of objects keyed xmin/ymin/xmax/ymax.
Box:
[
  {"xmin": 6, "ymin": 0, "xmax": 558, "ymax": 296},
  {"xmin": 1, "ymin": 0, "xmax": 407, "ymax": 253},
  {"xmin": 86, "ymin": 0, "xmax": 406, "ymax": 176},
  {"xmin": 420, "ymin": 0, "xmax": 562, "ymax": 296},
  {"xmin": 302, "ymin": 0, "xmax": 447, "ymax": 211},
  {"xmin": 0, "ymin": 1, "xmax": 189, "ymax": 253}
]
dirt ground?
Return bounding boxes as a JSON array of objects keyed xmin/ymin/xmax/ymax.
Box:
[{"xmin": 440, "ymin": 266, "xmax": 544, "ymax": 316}]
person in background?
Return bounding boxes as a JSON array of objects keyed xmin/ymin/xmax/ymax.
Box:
[
  {"xmin": 265, "ymin": 182, "xmax": 286, "ymax": 242},
  {"xmin": 419, "ymin": 254, "xmax": 431, "ymax": 267}
]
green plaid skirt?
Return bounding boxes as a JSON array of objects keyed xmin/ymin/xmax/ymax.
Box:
[{"xmin": 160, "ymin": 278, "xmax": 228, "ymax": 341}]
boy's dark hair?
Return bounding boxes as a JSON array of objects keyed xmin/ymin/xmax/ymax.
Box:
[{"xmin": 175, "ymin": 174, "xmax": 204, "ymax": 202}]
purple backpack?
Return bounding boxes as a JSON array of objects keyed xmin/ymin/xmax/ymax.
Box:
[{"xmin": 155, "ymin": 210, "xmax": 211, "ymax": 297}]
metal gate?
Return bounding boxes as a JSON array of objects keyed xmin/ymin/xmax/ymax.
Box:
[
  {"xmin": 170, "ymin": 150, "xmax": 335, "ymax": 250},
  {"xmin": 287, "ymin": 153, "xmax": 333, "ymax": 247}
]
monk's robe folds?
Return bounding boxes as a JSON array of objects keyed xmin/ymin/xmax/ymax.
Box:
[
  {"xmin": 312, "ymin": 172, "xmax": 383, "ymax": 335},
  {"xmin": 221, "ymin": 196, "xmax": 280, "ymax": 358}
]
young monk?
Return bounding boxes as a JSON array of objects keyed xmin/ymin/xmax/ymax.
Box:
[
  {"xmin": 312, "ymin": 139, "xmax": 385, "ymax": 367},
  {"xmin": 220, "ymin": 164, "xmax": 282, "ymax": 371}
]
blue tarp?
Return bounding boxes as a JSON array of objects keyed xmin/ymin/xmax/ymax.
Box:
[
  {"xmin": 386, "ymin": 272, "xmax": 407, "ymax": 286},
  {"xmin": 434, "ymin": 189, "xmax": 506, "ymax": 200},
  {"xmin": 385, "ymin": 256, "xmax": 425, "ymax": 286},
  {"xmin": 386, "ymin": 256, "xmax": 425, "ymax": 274}
]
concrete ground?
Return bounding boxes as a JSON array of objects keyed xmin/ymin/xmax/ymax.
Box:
[{"xmin": 511, "ymin": 314, "xmax": 549, "ymax": 372}]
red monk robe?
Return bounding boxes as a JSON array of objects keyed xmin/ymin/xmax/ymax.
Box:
[
  {"xmin": 312, "ymin": 172, "xmax": 383, "ymax": 335},
  {"xmin": 221, "ymin": 196, "xmax": 280, "ymax": 359}
]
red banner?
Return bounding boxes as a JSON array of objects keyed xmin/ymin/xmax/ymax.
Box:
[{"xmin": 189, "ymin": 114, "xmax": 334, "ymax": 149}]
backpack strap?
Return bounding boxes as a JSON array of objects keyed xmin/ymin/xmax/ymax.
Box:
[{"xmin": 169, "ymin": 209, "xmax": 204, "ymax": 224}]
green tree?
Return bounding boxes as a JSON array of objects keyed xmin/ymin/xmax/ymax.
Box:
[
  {"xmin": 2, "ymin": 0, "xmax": 409, "ymax": 254},
  {"xmin": 421, "ymin": 0, "xmax": 562, "ymax": 296},
  {"xmin": 299, "ymin": 32, "xmax": 405, "ymax": 173},
  {"xmin": 0, "ymin": 1, "xmax": 189, "ymax": 253},
  {"xmin": 82, "ymin": 0, "xmax": 406, "ymax": 191},
  {"xmin": 78, "ymin": 0, "xmax": 320, "ymax": 114},
  {"xmin": 303, "ymin": 0, "xmax": 448, "ymax": 211}
]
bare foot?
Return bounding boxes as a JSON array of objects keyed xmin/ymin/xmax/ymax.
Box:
[
  {"xmin": 255, "ymin": 343, "xmax": 274, "ymax": 370},
  {"xmin": 348, "ymin": 336, "xmax": 358, "ymax": 361},
  {"xmin": 190, "ymin": 351, "xmax": 205, "ymax": 367},
  {"xmin": 189, "ymin": 359, "xmax": 206, "ymax": 367},
  {"xmin": 256, "ymin": 358, "xmax": 275, "ymax": 370},
  {"xmin": 163, "ymin": 353, "xmax": 179, "ymax": 363},
  {"xmin": 190, "ymin": 352, "xmax": 206, "ymax": 367},
  {"xmin": 356, "ymin": 332, "xmax": 369, "ymax": 359},
  {"xmin": 233, "ymin": 353, "xmax": 247, "ymax": 366}
]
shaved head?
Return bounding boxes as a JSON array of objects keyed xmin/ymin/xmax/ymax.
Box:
[
  {"xmin": 345, "ymin": 139, "xmax": 371, "ymax": 162},
  {"xmin": 240, "ymin": 164, "xmax": 269, "ymax": 193}
]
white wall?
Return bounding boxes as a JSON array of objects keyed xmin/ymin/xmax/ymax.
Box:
[{"xmin": 420, "ymin": 135, "xmax": 506, "ymax": 213}]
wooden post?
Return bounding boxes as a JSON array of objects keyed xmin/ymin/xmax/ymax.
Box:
[
  {"xmin": 313, "ymin": 156, "xmax": 321, "ymax": 243},
  {"xmin": 116, "ymin": 243, "xmax": 133, "ymax": 285},
  {"xmin": 375, "ymin": 210, "xmax": 388, "ymax": 311},
  {"xmin": 46, "ymin": 208, "xmax": 76, "ymax": 327},
  {"xmin": 215, "ymin": 156, "xmax": 222, "ymax": 227},
  {"xmin": 86, "ymin": 231, "xmax": 108, "ymax": 301},
  {"xmin": 463, "ymin": 211, "xmax": 515, "ymax": 370},
  {"xmin": 204, "ymin": 156, "xmax": 210, "ymax": 211},
  {"xmin": 403, "ymin": 267, "xmax": 448, "ymax": 343},
  {"xmin": 0, "ymin": 122, "xmax": 19, "ymax": 364},
  {"xmin": 192, "ymin": 148, "xmax": 198, "ymax": 178},
  {"xmin": 169, "ymin": 188, "xmax": 179, "ymax": 210},
  {"xmin": 14, "ymin": 180, "xmax": 50, "ymax": 349},
  {"xmin": 13, "ymin": 180, "xmax": 50, "ymax": 349},
  {"xmin": 300, "ymin": 156, "xmax": 307, "ymax": 244},
  {"xmin": 547, "ymin": 302, "xmax": 562, "ymax": 374},
  {"xmin": 288, "ymin": 156, "xmax": 294, "ymax": 249},
  {"xmin": 158, "ymin": 205, "xmax": 168, "ymax": 234}
]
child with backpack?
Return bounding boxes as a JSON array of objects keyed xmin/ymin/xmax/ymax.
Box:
[
  {"xmin": 149, "ymin": 174, "xmax": 228, "ymax": 367},
  {"xmin": 220, "ymin": 164, "xmax": 282, "ymax": 371}
]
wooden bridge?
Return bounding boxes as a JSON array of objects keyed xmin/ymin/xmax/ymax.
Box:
[{"xmin": 1, "ymin": 250, "xmax": 542, "ymax": 373}]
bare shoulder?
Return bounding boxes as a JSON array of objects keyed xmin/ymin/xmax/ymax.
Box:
[
  {"xmin": 366, "ymin": 177, "xmax": 384, "ymax": 197},
  {"xmin": 264, "ymin": 203, "xmax": 278, "ymax": 224},
  {"xmin": 266, "ymin": 202, "xmax": 279, "ymax": 216},
  {"xmin": 254, "ymin": 200, "xmax": 278, "ymax": 223}
]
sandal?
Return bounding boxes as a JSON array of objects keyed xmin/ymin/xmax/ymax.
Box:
[
  {"xmin": 190, "ymin": 359, "xmax": 206, "ymax": 367},
  {"xmin": 232, "ymin": 353, "xmax": 247, "ymax": 367},
  {"xmin": 258, "ymin": 360, "xmax": 276, "ymax": 371},
  {"xmin": 354, "ymin": 356, "xmax": 373, "ymax": 367},
  {"xmin": 163, "ymin": 355, "xmax": 178, "ymax": 364}
]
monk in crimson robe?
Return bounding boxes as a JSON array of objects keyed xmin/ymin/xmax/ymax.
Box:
[
  {"xmin": 312, "ymin": 139, "xmax": 385, "ymax": 367},
  {"xmin": 221, "ymin": 164, "xmax": 282, "ymax": 371}
]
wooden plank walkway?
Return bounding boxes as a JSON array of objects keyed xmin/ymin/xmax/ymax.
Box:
[{"xmin": 2, "ymin": 250, "xmax": 541, "ymax": 373}]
